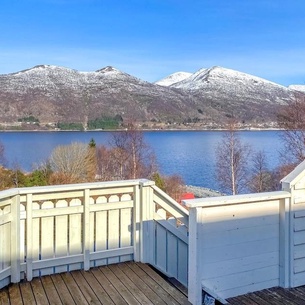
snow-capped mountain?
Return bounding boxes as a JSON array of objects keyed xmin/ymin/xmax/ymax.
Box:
[
  {"xmin": 171, "ymin": 66, "xmax": 289, "ymax": 98},
  {"xmin": 155, "ymin": 72, "xmax": 192, "ymax": 87},
  {"xmin": 0, "ymin": 65, "xmax": 196, "ymax": 126},
  {"xmin": 168, "ymin": 66, "xmax": 294, "ymax": 123},
  {"xmin": 5, "ymin": 65, "xmax": 144, "ymax": 94},
  {"xmin": 0, "ymin": 64, "xmax": 301, "ymax": 130}
]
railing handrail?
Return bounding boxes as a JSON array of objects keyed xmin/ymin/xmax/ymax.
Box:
[
  {"xmin": 184, "ymin": 190, "xmax": 290, "ymax": 208},
  {"xmin": 0, "ymin": 188, "xmax": 19, "ymax": 200},
  {"xmin": 13, "ymin": 179, "xmax": 148, "ymax": 195},
  {"xmin": 152, "ymin": 185, "xmax": 189, "ymax": 216},
  {"xmin": 151, "ymin": 184, "xmax": 189, "ymax": 227}
]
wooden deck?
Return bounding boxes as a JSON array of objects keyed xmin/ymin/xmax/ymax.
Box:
[
  {"xmin": 3, "ymin": 261, "xmax": 305, "ymax": 305},
  {"xmin": 0, "ymin": 262, "xmax": 191, "ymax": 305},
  {"xmin": 227, "ymin": 286, "xmax": 305, "ymax": 305}
]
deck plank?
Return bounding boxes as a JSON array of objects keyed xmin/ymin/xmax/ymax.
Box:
[
  {"xmin": 227, "ymin": 295, "xmax": 252, "ymax": 305},
  {"xmin": 108, "ymin": 263, "xmax": 155, "ymax": 305},
  {"xmin": 117, "ymin": 263, "xmax": 167, "ymax": 305},
  {"xmin": 256, "ymin": 289, "xmax": 287, "ymax": 305},
  {"xmin": 50, "ymin": 273, "xmax": 76, "ymax": 305},
  {"xmin": 19, "ymin": 281, "xmax": 36, "ymax": 305},
  {"xmin": 268, "ymin": 287, "xmax": 305, "ymax": 305},
  {"xmin": 245, "ymin": 292, "xmax": 275, "ymax": 305},
  {"xmin": 125, "ymin": 262, "xmax": 181, "ymax": 305},
  {"xmin": 31, "ymin": 277, "xmax": 50, "ymax": 304},
  {"xmin": 228, "ymin": 286, "xmax": 305, "ymax": 305},
  {"xmin": 79, "ymin": 270, "xmax": 115, "ymax": 305},
  {"xmin": 70, "ymin": 270, "xmax": 102, "ymax": 305},
  {"xmin": 0, "ymin": 288, "xmax": 9, "ymax": 305},
  {"xmin": 40, "ymin": 275, "xmax": 63, "ymax": 305},
  {"xmin": 294, "ymin": 287, "xmax": 305, "ymax": 300},
  {"xmin": 8, "ymin": 284, "xmax": 23, "ymax": 305},
  {"xmin": 91, "ymin": 267, "xmax": 128, "ymax": 305},
  {"xmin": 100, "ymin": 265, "xmax": 141, "ymax": 305},
  {"xmin": 60, "ymin": 272, "xmax": 89, "ymax": 305},
  {"xmin": 133, "ymin": 262, "xmax": 191, "ymax": 305}
]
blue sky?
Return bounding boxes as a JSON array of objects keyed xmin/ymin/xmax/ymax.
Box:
[{"xmin": 1, "ymin": 0, "xmax": 305, "ymax": 86}]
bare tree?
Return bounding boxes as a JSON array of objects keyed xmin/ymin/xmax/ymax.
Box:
[
  {"xmin": 109, "ymin": 126, "xmax": 156, "ymax": 180},
  {"xmin": 11, "ymin": 160, "xmax": 21, "ymax": 187},
  {"xmin": 163, "ymin": 174, "xmax": 186, "ymax": 202},
  {"xmin": 215, "ymin": 122, "xmax": 251, "ymax": 195},
  {"xmin": 152, "ymin": 172, "xmax": 186, "ymax": 202},
  {"xmin": 49, "ymin": 142, "xmax": 95, "ymax": 184},
  {"xmin": 0, "ymin": 140, "xmax": 6, "ymax": 167},
  {"xmin": 249, "ymin": 150, "xmax": 274, "ymax": 193},
  {"xmin": 277, "ymin": 92, "xmax": 305, "ymax": 164},
  {"xmin": 96, "ymin": 145, "xmax": 119, "ymax": 181}
]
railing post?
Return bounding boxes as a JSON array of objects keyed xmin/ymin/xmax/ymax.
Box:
[
  {"xmin": 26, "ymin": 193, "xmax": 33, "ymax": 281},
  {"xmin": 188, "ymin": 206, "xmax": 202, "ymax": 305},
  {"xmin": 279, "ymin": 197, "xmax": 290, "ymax": 288},
  {"xmin": 83, "ymin": 188, "xmax": 90, "ymax": 270},
  {"xmin": 10, "ymin": 194, "xmax": 20, "ymax": 283},
  {"xmin": 139, "ymin": 180, "xmax": 155, "ymax": 264},
  {"xmin": 133, "ymin": 183, "xmax": 141, "ymax": 261}
]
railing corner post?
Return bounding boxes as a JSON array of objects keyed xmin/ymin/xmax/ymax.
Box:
[
  {"xmin": 11, "ymin": 194, "xmax": 21, "ymax": 283},
  {"xmin": 139, "ymin": 180, "xmax": 155, "ymax": 264},
  {"xmin": 279, "ymin": 197, "xmax": 291, "ymax": 288},
  {"xmin": 83, "ymin": 188, "xmax": 90, "ymax": 271},
  {"xmin": 188, "ymin": 206, "xmax": 202, "ymax": 305},
  {"xmin": 26, "ymin": 193, "xmax": 33, "ymax": 281}
]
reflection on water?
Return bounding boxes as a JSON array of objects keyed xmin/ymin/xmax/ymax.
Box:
[{"xmin": 0, "ymin": 130, "xmax": 282, "ymax": 190}]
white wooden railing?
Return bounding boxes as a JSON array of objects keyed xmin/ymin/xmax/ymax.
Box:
[
  {"xmin": 5, "ymin": 160, "xmax": 305, "ymax": 305},
  {"xmin": 0, "ymin": 179, "xmax": 189, "ymax": 290},
  {"xmin": 184, "ymin": 160, "xmax": 305, "ymax": 305}
]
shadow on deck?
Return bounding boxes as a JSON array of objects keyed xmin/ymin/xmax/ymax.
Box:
[{"xmin": 0, "ymin": 262, "xmax": 191, "ymax": 305}]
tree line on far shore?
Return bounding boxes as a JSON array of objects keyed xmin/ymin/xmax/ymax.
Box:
[{"xmin": 0, "ymin": 93, "xmax": 304, "ymax": 198}]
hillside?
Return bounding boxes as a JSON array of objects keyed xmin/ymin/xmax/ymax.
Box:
[{"xmin": 0, "ymin": 64, "xmax": 301, "ymax": 130}]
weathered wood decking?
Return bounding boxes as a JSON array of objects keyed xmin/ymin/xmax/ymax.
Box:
[
  {"xmin": 2, "ymin": 261, "xmax": 305, "ymax": 305},
  {"xmin": 0, "ymin": 262, "xmax": 191, "ymax": 305},
  {"xmin": 227, "ymin": 286, "xmax": 305, "ymax": 305}
]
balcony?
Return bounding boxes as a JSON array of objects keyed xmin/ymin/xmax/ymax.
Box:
[{"xmin": 2, "ymin": 161, "xmax": 305, "ymax": 304}]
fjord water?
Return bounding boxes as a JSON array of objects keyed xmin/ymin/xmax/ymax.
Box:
[{"xmin": 0, "ymin": 130, "xmax": 282, "ymax": 190}]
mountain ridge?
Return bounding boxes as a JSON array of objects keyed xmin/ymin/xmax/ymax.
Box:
[{"xmin": 0, "ymin": 64, "xmax": 302, "ymax": 130}]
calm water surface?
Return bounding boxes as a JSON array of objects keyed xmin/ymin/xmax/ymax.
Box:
[{"xmin": 0, "ymin": 130, "xmax": 282, "ymax": 190}]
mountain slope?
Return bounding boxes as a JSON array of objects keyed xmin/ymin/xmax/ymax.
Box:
[
  {"xmin": 0, "ymin": 65, "xmax": 197, "ymax": 127},
  {"xmin": 0, "ymin": 64, "xmax": 300, "ymax": 129}
]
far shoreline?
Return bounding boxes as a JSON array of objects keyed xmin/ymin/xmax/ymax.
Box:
[{"xmin": 0, "ymin": 127, "xmax": 283, "ymax": 133}]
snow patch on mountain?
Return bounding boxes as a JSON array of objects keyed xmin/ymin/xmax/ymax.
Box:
[
  {"xmin": 288, "ymin": 85, "xmax": 305, "ymax": 93},
  {"xmin": 171, "ymin": 66, "xmax": 288, "ymax": 91},
  {"xmin": 155, "ymin": 72, "xmax": 192, "ymax": 87}
]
